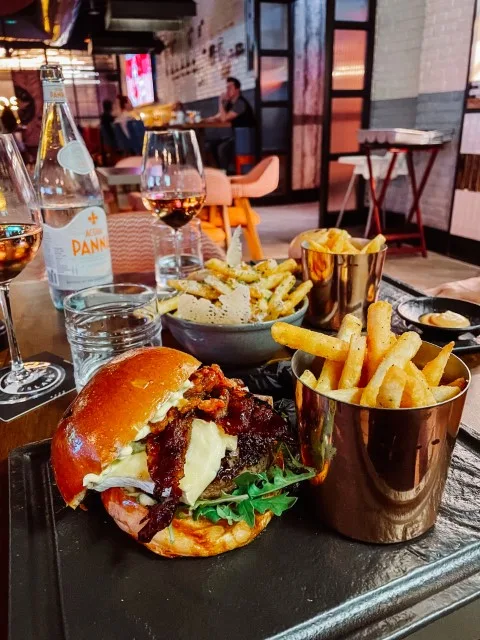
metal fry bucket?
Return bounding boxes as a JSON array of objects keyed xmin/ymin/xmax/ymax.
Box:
[
  {"xmin": 301, "ymin": 239, "xmax": 387, "ymax": 330},
  {"xmin": 292, "ymin": 342, "xmax": 470, "ymax": 543}
]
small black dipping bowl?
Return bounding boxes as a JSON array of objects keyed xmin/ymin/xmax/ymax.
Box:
[{"xmin": 397, "ymin": 297, "xmax": 480, "ymax": 338}]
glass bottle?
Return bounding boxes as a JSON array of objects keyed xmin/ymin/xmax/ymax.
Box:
[{"xmin": 34, "ymin": 64, "xmax": 113, "ymax": 310}]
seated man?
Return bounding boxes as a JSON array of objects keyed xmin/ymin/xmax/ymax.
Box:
[{"xmin": 204, "ymin": 77, "xmax": 256, "ymax": 172}]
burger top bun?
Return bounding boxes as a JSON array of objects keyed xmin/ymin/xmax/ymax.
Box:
[
  {"xmin": 102, "ymin": 487, "xmax": 273, "ymax": 558},
  {"xmin": 51, "ymin": 347, "xmax": 200, "ymax": 509}
]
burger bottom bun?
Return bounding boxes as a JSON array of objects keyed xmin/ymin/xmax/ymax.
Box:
[{"xmin": 101, "ymin": 487, "xmax": 273, "ymax": 558}]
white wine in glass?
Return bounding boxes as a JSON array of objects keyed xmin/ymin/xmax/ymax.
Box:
[
  {"xmin": 141, "ymin": 130, "xmax": 206, "ymax": 278},
  {"xmin": 0, "ymin": 134, "xmax": 65, "ymax": 404}
]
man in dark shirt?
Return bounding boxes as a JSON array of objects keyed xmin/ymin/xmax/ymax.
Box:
[{"xmin": 205, "ymin": 77, "xmax": 256, "ymax": 171}]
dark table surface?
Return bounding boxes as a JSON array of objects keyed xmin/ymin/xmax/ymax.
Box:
[{"xmin": 1, "ymin": 269, "xmax": 480, "ymax": 639}]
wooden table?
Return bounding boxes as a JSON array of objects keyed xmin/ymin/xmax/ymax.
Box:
[{"xmin": 1, "ymin": 270, "xmax": 480, "ymax": 638}]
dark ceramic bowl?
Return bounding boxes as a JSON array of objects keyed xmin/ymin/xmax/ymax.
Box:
[
  {"xmin": 397, "ymin": 297, "xmax": 480, "ymax": 337},
  {"xmin": 164, "ymin": 299, "xmax": 308, "ymax": 366}
]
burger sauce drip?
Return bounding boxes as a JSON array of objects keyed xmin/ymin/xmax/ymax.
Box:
[
  {"xmin": 137, "ymin": 413, "xmax": 193, "ymax": 543},
  {"xmin": 139, "ymin": 366, "xmax": 293, "ymax": 542}
]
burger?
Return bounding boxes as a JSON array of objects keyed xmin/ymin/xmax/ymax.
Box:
[{"xmin": 51, "ymin": 347, "xmax": 313, "ymax": 557}]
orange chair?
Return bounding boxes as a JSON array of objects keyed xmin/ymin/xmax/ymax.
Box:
[
  {"xmin": 125, "ymin": 167, "xmax": 231, "ymax": 249},
  {"xmin": 225, "ymin": 156, "xmax": 279, "ymax": 260},
  {"xmin": 107, "ymin": 211, "xmax": 225, "ymax": 274}
]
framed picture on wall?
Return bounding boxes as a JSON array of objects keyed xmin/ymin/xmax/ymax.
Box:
[{"xmin": 245, "ymin": 0, "xmax": 255, "ymax": 71}]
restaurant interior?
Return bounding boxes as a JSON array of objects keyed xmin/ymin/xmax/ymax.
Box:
[{"xmin": 1, "ymin": 1, "xmax": 480, "ymax": 639}]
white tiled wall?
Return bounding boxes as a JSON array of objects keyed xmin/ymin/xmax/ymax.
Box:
[
  {"xmin": 155, "ymin": 0, "xmax": 255, "ymax": 105},
  {"xmin": 371, "ymin": 0, "xmax": 426, "ymax": 101},
  {"xmin": 418, "ymin": 0, "xmax": 475, "ymax": 95}
]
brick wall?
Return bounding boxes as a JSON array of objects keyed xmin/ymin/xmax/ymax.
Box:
[
  {"xmin": 371, "ymin": 0, "xmax": 425, "ymax": 102},
  {"xmin": 155, "ymin": 0, "xmax": 255, "ymax": 110},
  {"xmin": 370, "ymin": 0, "xmax": 476, "ymax": 232}
]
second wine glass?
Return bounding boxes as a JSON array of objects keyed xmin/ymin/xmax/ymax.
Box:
[{"xmin": 141, "ymin": 130, "xmax": 206, "ymax": 279}]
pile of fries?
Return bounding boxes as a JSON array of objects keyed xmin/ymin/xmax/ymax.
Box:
[
  {"xmin": 158, "ymin": 258, "xmax": 313, "ymax": 324},
  {"xmin": 304, "ymin": 228, "xmax": 386, "ymax": 255},
  {"xmin": 271, "ymin": 301, "xmax": 467, "ymax": 408}
]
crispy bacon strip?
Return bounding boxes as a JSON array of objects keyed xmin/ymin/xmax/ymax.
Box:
[
  {"xmin": 138, "ymin": 412, "xmax": 193, "ymax": 543},
  {"xmin": 140, "ymin": 367, "xmax": 293, "ymax": 542}
]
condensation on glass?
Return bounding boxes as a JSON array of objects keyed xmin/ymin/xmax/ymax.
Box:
[
  {"xmin": 332, "ymin": 30, "xmax": 366, "ymax": 91},
  {"xmin": 260, "ymin": 57, "xmax": 289, "ymax": 101},
  {"xmin": 335, "ymin": 0, "xmax": 369, "ymax": 22},
  {"xmin": 260, "ymin": 3, "xmax": 288, "ymax": 50}
]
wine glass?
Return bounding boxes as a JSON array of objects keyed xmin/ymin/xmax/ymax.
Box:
[
  {"xmin": 141, "ymin": 130, "xmax": 206, "ymax": 279},
  {"xmin": 0, "ymin": 134, "xmax": 64, "ymax": 404}
]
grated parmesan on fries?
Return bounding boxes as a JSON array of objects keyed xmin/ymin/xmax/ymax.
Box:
[{"xmin": 157, "ymin": 249, "xmax": 313, "ymax": 324}]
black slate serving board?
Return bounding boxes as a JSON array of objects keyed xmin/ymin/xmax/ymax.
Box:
[{"xmin": 9, "ymin": 368, "xmax": 480, "ymax": 640}]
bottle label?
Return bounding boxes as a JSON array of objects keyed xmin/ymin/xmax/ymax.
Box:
[
  {"xmin": 57, "ymin": 141, "xmax": 95, "ymax": 175},
  {"xmin": 42, "ymin": 206, "xmax": 113, "ymax": 291},
  {"xmin": 43, "ymin": 82, "xmax": 66, "ymax": 103}
]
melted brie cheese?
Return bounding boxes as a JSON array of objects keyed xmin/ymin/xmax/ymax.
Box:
[
  {"xmin": 179, "ymin": 419, "xmax": 237, "ymax": 506},
  {"xmin": 82, "ymin": 404, "xmax": 237, "ymax": 507},
  {"xmin": 83, "ymin": 451, "xmax": 155, "ymax": 493}
]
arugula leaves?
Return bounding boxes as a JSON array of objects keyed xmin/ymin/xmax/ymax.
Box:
[{"xmin": 190, "ymin": 454, "xmax": 315, "ymax": 528}]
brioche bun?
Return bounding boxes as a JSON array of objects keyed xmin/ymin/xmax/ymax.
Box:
[
  {"xmin": 51, "ymin": 347, "xmax": 200, "ymax": 509},
  {"xmin": 102, "ymin": 487, "xmax": 273, "ymax": 558}
]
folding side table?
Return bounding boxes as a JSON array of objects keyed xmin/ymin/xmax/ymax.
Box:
[{"xmin": 362, "ymin": 141, "xmax": 445, "ymax": 257}]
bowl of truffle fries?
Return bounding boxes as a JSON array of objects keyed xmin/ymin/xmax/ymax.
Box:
[
  {"xmin": 160, "ymin": 257, "xmax": 312, "ymax": 366},
  {"xmin": 272, "ymin": 301, "xmax": 471, "ymax": 543}
]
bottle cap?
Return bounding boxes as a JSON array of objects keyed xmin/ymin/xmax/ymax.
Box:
[{"xmin": 40, "ymin": 65, "xmax": 64, "ymax": 82}]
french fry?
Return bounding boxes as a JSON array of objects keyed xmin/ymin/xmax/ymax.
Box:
[
  {"xmin": 377, "ymin": 365, "xmax": 407, "ymax": 408},
  {"xmin": 389, "ymin": 332, "xmax": 397, "ymax": 347},
  {"xmin": 157, "ymin": 295, "xmax": 180, "ymax": 315},
  {"xmin": 360, "ymin": 332, "xmax": 422, "ymax": 406},
  {"xmin": 329, "ymin": 235, "xmax": 345, "ymax": 253},
  {"xmin": 315, "ymin": 314, "xmax": 362, "ymax": 392},
  {"xmin": 254, "ymin": 259, "xmax": 278, "ymax": 274},
  {"xmin": 324, "ymin": 387, "xmax": 363, "ymax": 404},
  {"xmin": 366, "ymin": 301, "xmax": 393, "ymax": 379},
  {"xmin": 308, "ymin": 240, "xmax": 330, "ymax": 253},
  {"xmin": 267, "ymin": 274, "xmax": 296, "ymax": 320},
  {"xmin": 299, "ymin": 369, "xmax": 317, "ymax": 389},
  {"xmin": 404, "ymin": 362, "xmax": 436, "ymax": 406},
  {"xmin": 167, "ymin": 279, "xmax": 219, "ymax": 300},
  {"xmin": 271, "ymin": 322, "xmax": 350, "ymax": 361},
  {"xmin": 280, "ymin": 280, "xmax": 313, "ymax": 316},
  {"xmin": 338, "ymin": 335, "xmax": 367, "ymax": 389},
  {"xmin": 204, "ymin": 274, "xmax": 233, "ymax": 296},
  {"xmin": 204, "ymin": 259, "xmax": 260, "ymax": 283},
  {"xmin": 422, "ymin": 341, "xmax": 455, "ymax": 387},
  {"xmin": 401, "ymin": 375, "xmax": 427, "ymax": 408},
  {"xmin": 343, "ymin": 240, "xmax": 360, "ymax": 254},
  {"xmin": 448, "ymin": 377, "xmax": 467, "ymax": 390},
  {"xmin": 275, "ymin": 258, "xmax": 299, "ymax": 274},
  {"xmin": 261, "ymin": 272, "xmax": 286, "ymax": 291},
  {"xmin": 431, "ymin": 385, "xmax": 461, "ymax": 403},
  {"xmin": 360, "ymin": 234, "xmax": 386, "ymax": 254}
]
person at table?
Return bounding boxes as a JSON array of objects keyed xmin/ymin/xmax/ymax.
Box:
[
  {"xmin": 114, "ymin": 95, "xmax": 138, "ymax": 138},
  {"xmin": 204, "ymin": 76, "xmax": 256, "ymax": 171},
  {"xmin": 100, "ymin": 99, "xmax": 116, "ymax": 149}
]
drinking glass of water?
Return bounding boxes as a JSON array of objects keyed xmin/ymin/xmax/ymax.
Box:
[
  {"xmin": 153, "ymin": 218, "xmax": 203, "ymax": 294},
  {"xmin": 64, "ymin": 283, "xmax": 162, "ymax": 391}
]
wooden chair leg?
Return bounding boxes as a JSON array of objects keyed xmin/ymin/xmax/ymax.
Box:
[
  {"xmin": 237, "ymin": 197, "xmax": 264, "ymax": 260},
  {"xmin": 221, "ymin": 205, "xmax": 232, "ymax": 248}
]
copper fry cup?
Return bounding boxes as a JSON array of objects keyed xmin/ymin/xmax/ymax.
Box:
[
  {"xmin": 301, "ymin": 239, "xmax": 387, "ymax": 330},
  {"xmin": 291, "ymin": 342, "xmax": 471, "ymax": 543}
]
